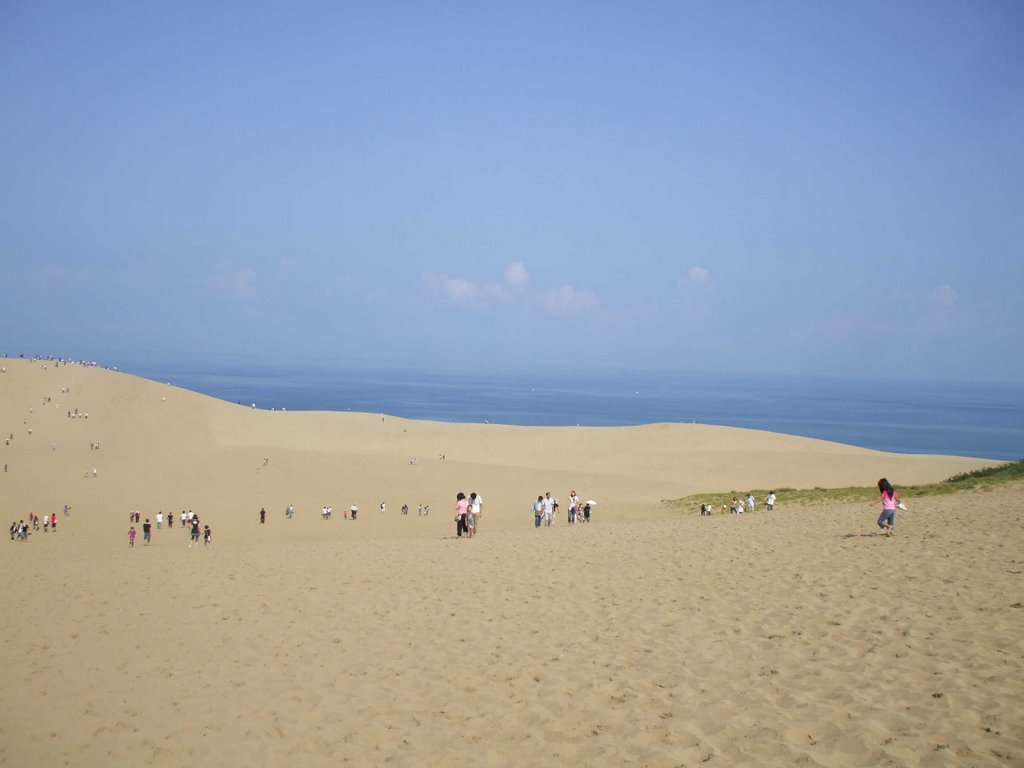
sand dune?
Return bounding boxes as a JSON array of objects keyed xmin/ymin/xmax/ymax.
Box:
[
  {"xmin": 1, "ymin": 358, "xmax": 1020, "ymax": 767},
  {"xmin": 0, "ymin": 358, "xmax": 997, "ymax": 530}
]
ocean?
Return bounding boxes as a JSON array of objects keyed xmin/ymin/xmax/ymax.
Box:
[{"xmin": 118, "ymin": 362, "xmax": 1023, "ymax": 461}]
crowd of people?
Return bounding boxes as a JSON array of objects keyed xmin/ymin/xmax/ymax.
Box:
[
  {"xmin": 9, "ymin": 512, "xmax": 58, "ymax": 540},
  {"xmin": 531, "ymin": 491, "xmax": 592, "ymax": 528},
  {"xmin": 264, "ymin": 502, "xmax": 433, "ymax": 522},
  {"xmin": 8, "ymin": 504, "xmax": 72, "ymax": 541},
  {"xmin": 122, "ymin": 509, "xmax": 212, "ymax": 548},
  {"xmin": 699, "ymin": 491, "xmax": 778, "ymax": 516},
  {"xmin": 12, "ymin": 479, "xmax": 902, "ymax": 554}
]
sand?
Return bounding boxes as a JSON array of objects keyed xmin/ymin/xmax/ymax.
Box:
[{"xmin": 1, "ymin": 358, "xmax": 1021, "ymax": 767}]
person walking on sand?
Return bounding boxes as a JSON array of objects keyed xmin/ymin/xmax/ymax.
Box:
[
  {"xmin": 533, "ymin": 496, "xmax": 544, "ymax": 528},
  {"xmin": 128, "ymin": 526, "xmax": 137, "ymax": 547},
  {"xmin": 873, "ymin": 478, "xmax": 900, "ymax": 536},
  {"xmin": 454, "ymin": 492, "xmax": 469, "ymax": 538},
  {"xmin": 203, "ymin": 525, "xmax": 212, "ymax": 547},
  {"xmin": 259, "ymin": 507, "xmax": 266, "ymax": 524},
  {"xmin": 766, "ymin": 491, "xmax": 776, "ymax": 511},
  {"xmin": 469, "ymin": 492, "xmax": 482, "ymax": 536},
  {"xmin": 189, "ymin": 517, "xmax": 201, "ymax": 548},
  {"xmin": 143, "ymin": 518, "xmax": 152, "ymax": 545}
]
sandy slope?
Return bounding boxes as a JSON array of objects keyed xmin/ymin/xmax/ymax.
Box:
[{"xmin": 1, "ymin": 358, "xmax": 1020, "ymax": 767}]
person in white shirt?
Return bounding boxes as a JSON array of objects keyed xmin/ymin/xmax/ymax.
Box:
[
  {"xmin": 469, "ymin": 493, "xmax": 482, "ymax": 534},
  {"xmin": 542, "ymin": 493, "xmax": 555, "ymax": 527}
]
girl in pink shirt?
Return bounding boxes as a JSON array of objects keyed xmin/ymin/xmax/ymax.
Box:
[
  {"xmin": 454, "ymin": 492, "xmax": 470, "ymax": 538},
  {"xmin": 875, "ymin": 478, "xmax": 899, "ymax": 535}
]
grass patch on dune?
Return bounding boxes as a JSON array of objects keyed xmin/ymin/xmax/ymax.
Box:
[{"xmin": 663, "ymin": 459, "xmax": 1024, "ymax": 511}]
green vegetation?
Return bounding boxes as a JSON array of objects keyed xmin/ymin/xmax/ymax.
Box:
[
  {"xmin": 663, "ymin": 459, "xmax": 1023, "ymax": 511},
  {"xmin": 942, "ymin": 460, "xmax": 1024, "ymax": 485}
]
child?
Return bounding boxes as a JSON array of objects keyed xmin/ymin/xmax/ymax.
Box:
[
  {"xmin": 128, "ymin": 526, "xmax": 137, "ymax": 547},
  {"xmin": 874, "ymin": 478, "xmax": 900, "ymax": 535},
  {"xmin": 203, "ymin": 525, "xmax": 212, "ymax": 547}
]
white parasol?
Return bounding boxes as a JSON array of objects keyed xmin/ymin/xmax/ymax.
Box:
[{"xmin": 585, "ymin": 500, "xmax": 597, "ymax": 506}]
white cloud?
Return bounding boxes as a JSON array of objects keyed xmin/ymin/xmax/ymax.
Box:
[
  {"xmin": 429, "ymin": 263, "xmax": 595, "ymax": 315},
  {"xmin": 443, "ymin": 278, "xmax": 480, "ymax": 306},
  {"xmin": 689, "ymin": 266, "xmax": 710, "ymax": 284},
  {"xmin": 504, "ymin": 261, "xmax": 529, "ymax": 290},
  {"xmin": 679, "ymin": 265, "xmax": 711, "ymax": 290},
  {"xmin": 931, "ymin": 284, "xmax": 957, "ymax": 307},
  {"xmin": 429, "ymin": 262, "xmax": 529, "ymax": 308},
  {"xmin": 542, "ymin": 285, "xmax": 599, "ymax": 314}
]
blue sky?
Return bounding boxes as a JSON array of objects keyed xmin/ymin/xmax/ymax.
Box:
[{"xmin": 2, "ymin": 1, "xmax": 1022, "ymax": 381}]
